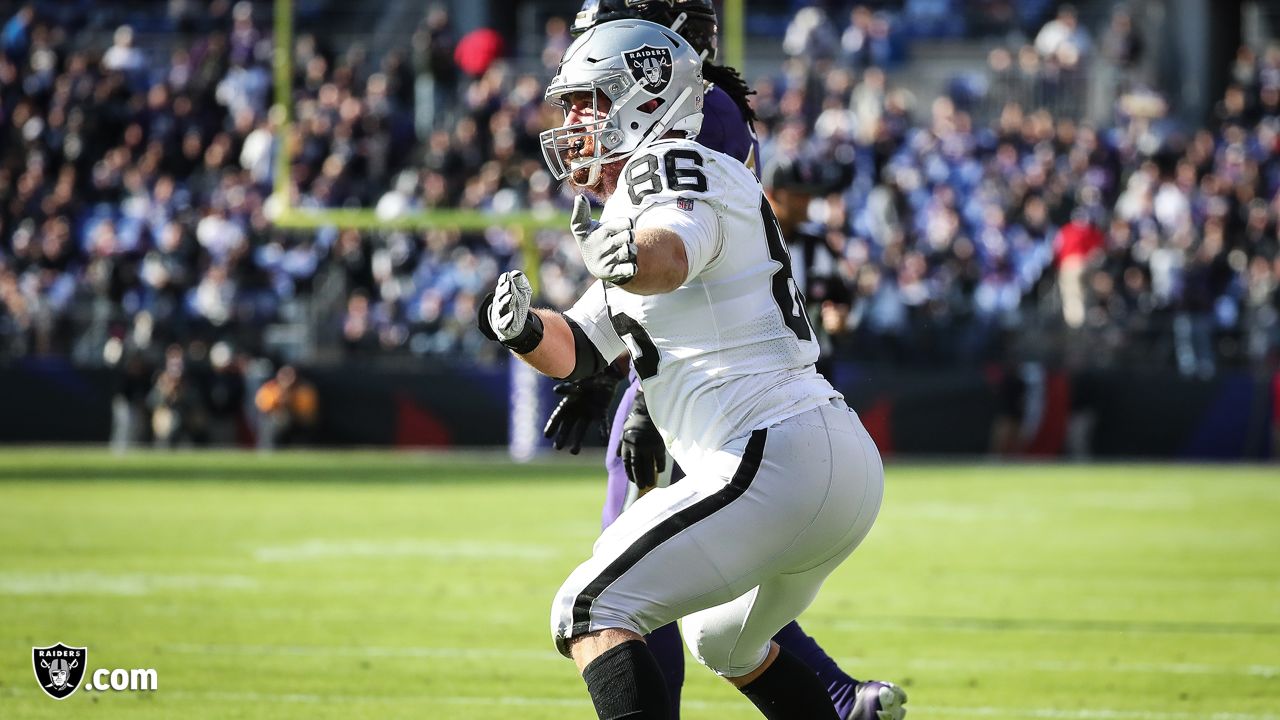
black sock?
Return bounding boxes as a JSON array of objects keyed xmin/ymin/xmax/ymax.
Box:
[
  {"xmin": 739, "ymin": 645, "xmax": 840, "ymax": 720},
  {"xmin": 580, "ymin": 639, "xmax": 671, "ymax": 720}
]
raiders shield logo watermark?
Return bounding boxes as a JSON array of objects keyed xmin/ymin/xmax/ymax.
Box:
[
  {"xmin": 623, "ymin": 44, "xmax": 673, "ymax": 95},
  {"xmin": 33, "ymin": 643, "xmax": 87, "ymax": 700}
]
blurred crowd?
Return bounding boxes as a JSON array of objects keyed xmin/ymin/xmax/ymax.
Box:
[
  {"xmin": 0, "ymin": 0, "xmax": 1278, "ymax": 402},
  {"xmin": 108, "ymin": 334, "xmax": 318, "ymax": 449},
  {"xmin": 765, "ymin": 3, "xmax": 1279, "ymax": 374}
]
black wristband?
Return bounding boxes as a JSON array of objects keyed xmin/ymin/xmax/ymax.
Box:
[
  {"xmin": 477, "ymin": 291, "xmax": 545, "ymax": 354},
  {"xmin": 504, "ymin": 311, "xmax": 544, "ymax": 354}
]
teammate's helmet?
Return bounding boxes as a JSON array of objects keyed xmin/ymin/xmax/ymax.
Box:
[
  {"xmin": 541, "ymin": 19, "xmax": 704, "ymax": 182},
  {"xmin": 572, "ymin": 0, "xmax": 719, "ymax": 61}
]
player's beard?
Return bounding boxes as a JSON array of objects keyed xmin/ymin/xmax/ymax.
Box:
[
  {"xmin": 565, "ymin": 135, "xmax": 622, "ymax": 200},
  {"xmin": 566, "ymin": 135, "xmax": 603, "ymax": 193}
]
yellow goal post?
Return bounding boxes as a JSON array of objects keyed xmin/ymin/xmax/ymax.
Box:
[{"xmin": 267, "ymin": 0, "xmax": 746, "ymax": 293}]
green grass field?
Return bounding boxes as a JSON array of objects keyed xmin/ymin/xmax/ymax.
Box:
[{"xmin": 1, "ymin": 450, "xmax": 1277, "ymax": 719}]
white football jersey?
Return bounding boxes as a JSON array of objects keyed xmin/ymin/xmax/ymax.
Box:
[{"xmin": 566, "ymin": 139, "xmax": 841, "ymax": 467}]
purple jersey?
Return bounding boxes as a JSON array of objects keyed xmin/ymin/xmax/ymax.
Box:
[{"xmin": 696, "ymin": 84, "xmax": 760, "ymax": 178}]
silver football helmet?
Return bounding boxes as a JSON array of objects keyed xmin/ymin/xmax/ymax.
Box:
[{"xmin": 540, "ymin": 19, "xmax": 704, "ymax": 184}]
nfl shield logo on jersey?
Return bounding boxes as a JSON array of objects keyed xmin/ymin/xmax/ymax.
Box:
[
  {"xmin": 623, "ymin": 45, "xmax": 673, "ymax": 94},
  {"xmin": 33, "ymin": 643, "xmax": 87, "ymax": 700}
]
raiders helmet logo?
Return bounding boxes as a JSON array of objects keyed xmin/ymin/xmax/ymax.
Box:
[
  {"xmin": 623, "ymin": 45, "xmax": 674, "ymax": 95},
  {"xmin": 33, "ymin": 643, "xmax": 87, "ymax": 700}
]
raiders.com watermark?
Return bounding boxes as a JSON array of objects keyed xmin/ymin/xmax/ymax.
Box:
[{"xmin": 33, "ymin": 643, "xmax": 157, "ymax": 700}]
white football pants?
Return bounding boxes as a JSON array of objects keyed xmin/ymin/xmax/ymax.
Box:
[{"xmin": 551, "ymin": 399, "xmax": 884, "ymax": 677}]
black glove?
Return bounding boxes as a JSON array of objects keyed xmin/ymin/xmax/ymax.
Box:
[
  {"xmin": 543, "ymin": 367, "xmax": 623, "ymax": 454},
  {"xmin": 619, "ymin": 388, "xmax": 666, "ymax": 492}
]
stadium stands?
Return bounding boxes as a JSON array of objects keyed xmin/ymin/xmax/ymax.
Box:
[{"xmin": 0, "ymin": 1, "xmax": 1276, "ymax": 384}]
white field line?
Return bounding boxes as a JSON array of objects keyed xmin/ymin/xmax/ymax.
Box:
[
  {"xmin": 161, "ymin": 691, "xmax": 598, "ymax": 708},
  {"xmin": 165, "ymin": 691, "xmax": 756, "ymax": 713},
  {"xmin": 0, "ymin": 571, "xmax": 257, "ymax": 595},
  {"xmin": 4, "ymin": 683, "xmax": 1275, "ymax": 719},
  {"xmin": 99, "ymin": 690, "xmax": 1280, "ymax": 719},
  {"xmin": 896, "ymin": 504, "xmax": 1046, "ymax": 522},
  {"xmin": 163, "ymin": 642, "xmax": 1280, "ymax": 678},
  {"xmin": 165, "ymin": 642, "xmax": 562, "ymax": 663},
  {"xmin": 251, "ymin": 539, "xmax": 563, "ymax": 562},
  {"xmin": 133, "ymin": 602, "xmax": 533, "ymax": 624},
  {"xmin": 827, "ymin": 618, "xmax": 1280, "ymax": 637},
  {"xmin": 835, "ymin": 656, "xmax": 1280, "ymax": 679},
  {"xmin": 919, "ymin": 709, "xmax": 1280, "ymax": 720}
]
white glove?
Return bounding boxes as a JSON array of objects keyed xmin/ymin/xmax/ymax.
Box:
[
  {"xmin": 488, "ymin": 271, "xmax": 533, "ymax": 342},
  {"xmin": 571, "ymin": 195, "xmax": 637, "ymax": 285}
]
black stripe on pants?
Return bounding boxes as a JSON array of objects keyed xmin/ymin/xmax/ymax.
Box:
[{"xmin": 568, "ymin": 428, "xmax": 769, "ymax": 641}]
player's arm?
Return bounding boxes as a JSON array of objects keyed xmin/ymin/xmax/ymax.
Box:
[
  {"xmin": 627, "ymin": 227, "xmax": 688, "ymax": 295},
  {"xmin": 572, "ymin": 194, "xmax": 685, "ymax": 296},
  {"xmin": 477, "ymin": 271, "xmax": 620, "ymax": 381},
  {"xmin": 572, "ymin": 194, "xmax": 718, "ymax": 296},
  {"xmin": 516, "ymin": 309, "xmax": 577, "ymax": 379}
]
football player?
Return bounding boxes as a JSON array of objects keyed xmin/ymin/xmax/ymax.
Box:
[
  {"xmin": 479, "ymin": 19, "xmax": 904, "ymax": 720},
  {"xmin": 537, "ymin": 3, "xmax": 904, "ymax": 719}
]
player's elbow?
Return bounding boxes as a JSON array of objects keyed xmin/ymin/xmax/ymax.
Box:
[
  {"xmin": 558, "ymin": 317, "xmax": 610, "ymax": 381},
  {"xmin": 634, "ymin": 259, "xmax": 686, "ymax": 295},
  {"xmin": 627, "ymin": 229, "xmax": 688, "ymax": 295}
]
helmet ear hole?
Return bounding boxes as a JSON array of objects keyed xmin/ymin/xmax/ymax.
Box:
[{"xmin": 638, "ymin": 98, "xmax": 665, "ymax": 114}]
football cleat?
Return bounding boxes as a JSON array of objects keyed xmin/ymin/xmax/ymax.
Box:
[{"xmin": 848, "ymin": 680, "xmax": 908, "ymax": 720}]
